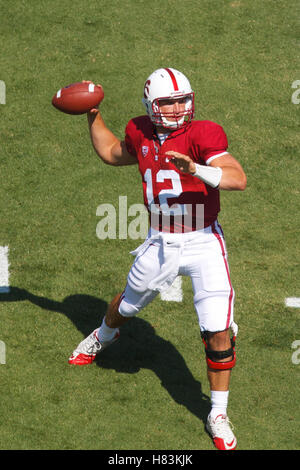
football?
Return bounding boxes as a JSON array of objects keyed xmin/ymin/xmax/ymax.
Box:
[{"xmin": 52, "ymin": 82, "xmax": 104, "ymax": 115}]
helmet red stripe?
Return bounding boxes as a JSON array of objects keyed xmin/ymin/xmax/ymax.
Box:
[{"xmin": 164, "ymin": 68, "xmax": 179, "ymax": 91}]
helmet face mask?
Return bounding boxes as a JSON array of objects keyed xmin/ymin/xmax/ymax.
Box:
[
  {"xmin": 152, "ymin": 93, "xmax": 194, "ymax": 129},
  {"xmin": 142, "ymin": 68, "xmax": 195, "ymax": 130}
]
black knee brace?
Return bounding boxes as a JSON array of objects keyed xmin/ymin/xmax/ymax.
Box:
[{"xmin": 201, "ymin": 332, "xmax": 236, "ymax": 371}]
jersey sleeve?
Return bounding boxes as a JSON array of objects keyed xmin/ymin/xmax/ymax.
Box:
[
  {"xmin": 191, "ymin": 121, "xmax": 229, "ymax": 165},
  {"xmin": 125, "ymin": 119, "xmax": 138, "ymax": 158}
]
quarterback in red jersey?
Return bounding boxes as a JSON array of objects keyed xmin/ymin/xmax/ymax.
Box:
[
  {"xmin": 125, "ymin": 115, "xmax": 227, "ymax": 233},
  {"xmin": 68, "ymin": 68, "xmax": 247, "ymax": 450}
]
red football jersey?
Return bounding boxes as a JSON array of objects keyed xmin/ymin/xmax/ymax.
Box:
[{"xmin": 125, "ymin": 116, "xmax": 228, "ymax": 233}]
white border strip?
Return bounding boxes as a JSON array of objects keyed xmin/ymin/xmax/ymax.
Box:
[
  {"xmin": 285, "ymin": 297, "xmax": 300, "ymax": 308},
  {"xmin": 0, "ymin": 246, "xmax": 10, "ymax": 293},
  {"xmin": 206, "ymin": 151, "xmax": 229, "ymax": 165}
]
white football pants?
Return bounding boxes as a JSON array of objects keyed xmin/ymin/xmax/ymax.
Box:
[{"xmin": 119, "ymin": 220, "xmax": 235, "ymax": 333}]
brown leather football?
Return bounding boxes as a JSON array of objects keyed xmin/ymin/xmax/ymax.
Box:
[{"xmin": 52, "ymin": 82, "xmax": 104, "ymax": 114}]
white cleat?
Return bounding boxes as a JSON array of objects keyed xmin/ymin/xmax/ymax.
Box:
[
  {"xmin": 206, "ymin": 414, "xmax": 237, "ymax": 450},
  {"xmin": 68, "ymin": 328, "xmax": 120, "ymax": 365}
]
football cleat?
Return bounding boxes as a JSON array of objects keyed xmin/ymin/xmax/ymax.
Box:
[
  {"xmin": 206, "ymin": 414, "xmax": 237, "ymax": 450},
  {"xmin": 68, "ymin": 328, "xmax": 120, "ymax": 365}
]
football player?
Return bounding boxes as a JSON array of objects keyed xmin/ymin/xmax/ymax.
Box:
[{"xmin": 68, "ymin": 68, "xmax": 247, "ymax": 450}]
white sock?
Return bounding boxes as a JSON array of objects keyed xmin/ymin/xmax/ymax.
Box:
[
  {"xmin": 209, "ymin": 390, "xmax": 229, "ymax": 419},
  {"xmin": 96, "ymin": 318, "xmax": 117, "ymax": 342}
]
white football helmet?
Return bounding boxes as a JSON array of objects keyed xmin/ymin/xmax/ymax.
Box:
[{"xmin": 142, "ymin": 68, "xmax": 194, "ymax": 129}]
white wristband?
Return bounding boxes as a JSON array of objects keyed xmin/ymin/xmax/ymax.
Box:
[{"xmin": 192, "ymin": 163, "xmax": 222, "ymax": 188}]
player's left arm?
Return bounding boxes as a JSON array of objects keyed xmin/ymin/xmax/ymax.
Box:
[
  {"xmin": 166, "ymin": 151, "xmax": 247, "ymax": 191},
  {"xmin": 209, "ymin": 153, "xmax": 247, "ymax": 191}
]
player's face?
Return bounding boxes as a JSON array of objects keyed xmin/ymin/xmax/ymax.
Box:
[{"xmin": 158, "ymin": 97, "xmax": 186, "ymax": 122}]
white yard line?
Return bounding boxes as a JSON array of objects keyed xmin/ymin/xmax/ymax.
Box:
[
  {"xmin": 285, "ymin": 297, "xmax": 300, "ymax": 308},
  {"xmin": 0, "ymin": 246, "xmax": 10, "ymax": 293}
]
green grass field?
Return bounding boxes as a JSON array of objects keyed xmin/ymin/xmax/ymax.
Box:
[{"xmin": 0, "ymin": 0, "xmax": 299, "ymax": 451}]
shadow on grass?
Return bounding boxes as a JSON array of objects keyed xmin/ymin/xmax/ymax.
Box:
[{"xmin": 1, "ymin": 286, "xmax": 210, "ymax": 424}]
